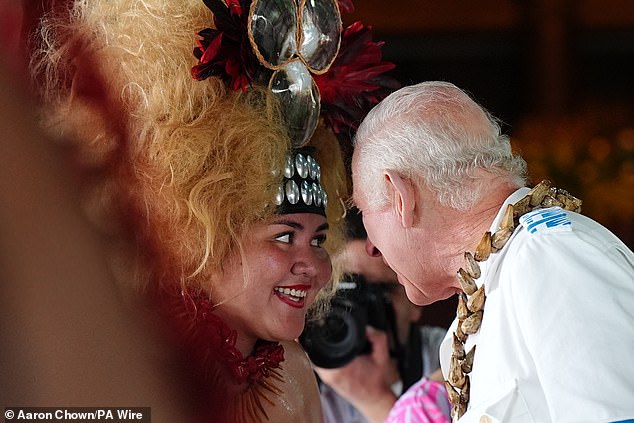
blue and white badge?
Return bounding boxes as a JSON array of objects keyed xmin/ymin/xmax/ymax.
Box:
[{"xmin": 519, "ymin": 206, "xmax": 572, "ymax": 235}]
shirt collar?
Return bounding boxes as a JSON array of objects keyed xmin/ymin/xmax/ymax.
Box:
[
  {"xmin": 488, "ymin": 187, "xmax": 530, "ymax": 232},
  {"xmin": 480, "ymin": 186, "xmax": 529, "ymax": 296}
]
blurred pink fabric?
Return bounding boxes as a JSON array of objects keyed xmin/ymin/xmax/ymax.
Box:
[{"xmin": 386, "ymin": 378, "xmax": 451, "ymax": 423}]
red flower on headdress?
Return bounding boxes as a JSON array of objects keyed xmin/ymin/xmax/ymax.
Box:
[
  {"xmin": 191, "ymin": 0, "xmax": 259, "ymax": 92},
  {"xmin": 313, "ymin": 21, "xmax": 401, "ymax": 140}
]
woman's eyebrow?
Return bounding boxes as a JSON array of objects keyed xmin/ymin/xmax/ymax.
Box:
[
  {"xmin": 271, "ymin": 219, "xmax": 329, "ymax": 232},
  {"xmin": 272, "ymin": 219, "xmax": 303, "ymax": 230},
  {"xmin": 316, "ymin": 222, "xmax": 330, "ymax": 232}
]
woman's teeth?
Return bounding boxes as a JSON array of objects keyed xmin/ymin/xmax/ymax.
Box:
[{"xmin": 274, "ymin": 287, "xmax": 307, "ymax": 299}]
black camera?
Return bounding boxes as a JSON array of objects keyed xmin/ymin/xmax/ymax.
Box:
[{"xmin": 299, "ymin": 274, "xmax": 397, "ymax": 368}]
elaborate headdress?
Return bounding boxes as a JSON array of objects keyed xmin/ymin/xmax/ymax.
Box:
[
  {"xmin": 32, "ymin": 0, "xmax": 397, "ymax": 296},
  {"xmin": 191, "ymin": 0, "xmax": 399, "ymax": 216}
]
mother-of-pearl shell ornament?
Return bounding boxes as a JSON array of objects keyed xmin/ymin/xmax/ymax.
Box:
[{"xmin": 248, "ymin": 0, "xmax": 341, "ymax": 147}]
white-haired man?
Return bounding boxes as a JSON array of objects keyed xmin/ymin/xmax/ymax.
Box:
[{"xmin": 351, "ymin": 81, "xmax": 634, "ymax": 422}]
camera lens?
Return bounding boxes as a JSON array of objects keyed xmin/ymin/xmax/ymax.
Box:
[{"xmin": 300, "ymin": 296, "xmax": 368, "ymax": 368}]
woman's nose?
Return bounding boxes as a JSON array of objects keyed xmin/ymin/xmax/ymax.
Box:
[
  {"xmin": 365, "ymin": 238, "xmax": 382, "ymax": 257},
  {"xmin": 291, "ymin": 247, "xmax": 331, "ymax": 280}
]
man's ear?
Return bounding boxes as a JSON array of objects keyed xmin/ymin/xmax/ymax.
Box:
[{"xmin": 384, "ymin": 169, "xmax": 415, "ymax": 228}]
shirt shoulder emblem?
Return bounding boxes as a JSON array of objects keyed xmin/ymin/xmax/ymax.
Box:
[{"xmin": 519, "ymin": 206, "xmax": 572, "ymax": 235}]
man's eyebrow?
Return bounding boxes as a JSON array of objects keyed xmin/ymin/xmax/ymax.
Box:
[{"xmin": 271, "ymin": 219, "xmax": 330, "ymax": 232}]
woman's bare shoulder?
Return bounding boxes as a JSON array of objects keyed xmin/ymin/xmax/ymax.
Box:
[{"xmin": 267, "ymin": 340, "xmax": 322, "ymax": 422}]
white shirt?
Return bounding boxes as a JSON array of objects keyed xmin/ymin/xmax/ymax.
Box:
[{"xmin": 440, "ymin": 188, "xmax": 634, "ymax": 423}]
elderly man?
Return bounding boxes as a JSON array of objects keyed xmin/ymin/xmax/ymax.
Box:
[{"xmin": 351, "ymin": 81, "xmax": 634, "ymax": 422}]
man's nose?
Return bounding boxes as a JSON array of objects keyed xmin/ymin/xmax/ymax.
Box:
[{"xmin": 365, "ymin": 238, "xmax": 382, "ymax": 257}]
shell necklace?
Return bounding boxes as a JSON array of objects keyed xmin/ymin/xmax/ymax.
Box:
[{"xmin": 444, "ymin": 180, "xmax": 582, "ymax": 421}]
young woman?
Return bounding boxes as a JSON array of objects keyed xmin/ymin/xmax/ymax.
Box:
[{"xmin": 30, "ymin": 0, "xmax": 350, "ymax": 421}]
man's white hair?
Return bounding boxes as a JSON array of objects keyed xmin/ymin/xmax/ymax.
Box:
[{"xmin": 353, "ymin": 81, "xmax": 527, "ymax": 210}]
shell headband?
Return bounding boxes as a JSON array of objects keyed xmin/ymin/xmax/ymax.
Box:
[{"xmin": 276, "ymin": 147, "xmax": 327, "ymax": 216}]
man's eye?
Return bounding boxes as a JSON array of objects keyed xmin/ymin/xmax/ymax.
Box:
[
  {"xmin": 275, "ymin": 233, "xmax": 292, "ymax": 243},
  {"xmin": 311, "ymin": 235, "xmax": 327, "ymax": 247}
]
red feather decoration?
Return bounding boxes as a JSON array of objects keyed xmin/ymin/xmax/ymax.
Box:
[
  {"xmin": 192, "ymin": 1, "xmax": 401, "ymax": 145},
  {"xmin": 191, "ymin": 0, "xmax": 258, "ymax": 92},
  {"xmin": 313, "ymin": 21, "xmax": 401, "ymax": 139}
]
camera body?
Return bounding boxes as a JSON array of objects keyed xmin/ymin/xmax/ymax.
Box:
[{"xmin": 299, "ymin": 274, "xmax": 397, "ymax": 368}]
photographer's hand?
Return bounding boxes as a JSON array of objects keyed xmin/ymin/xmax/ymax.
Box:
[{"xmin": 315, "ymin": 327, "xmax": 398, "ymax": 423}]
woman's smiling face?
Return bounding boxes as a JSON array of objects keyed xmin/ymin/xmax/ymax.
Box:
[{"xmin": 211, "ymin": 213, "xmax": 332, "ymax": 354}]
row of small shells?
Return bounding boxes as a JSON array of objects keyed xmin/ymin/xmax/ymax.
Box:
[
  {"xmin": 275, "ymin": 179, "xmax": 328, "ymax": 207},
  {"xmin": 284, "ymin": 153, "xmax": 321, "ymax": 181},
  {"xmin": 446, "ymin": 180, "xmax": 582, "ymax": 421},
  {"xmin": 275, "ymin": 153, "xmax": 327, "ymax": 207}
]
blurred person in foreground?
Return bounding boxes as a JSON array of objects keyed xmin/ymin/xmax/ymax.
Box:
[
  {"xmin": 351, "ymin": 81, "xmax": 634, "ymax": 422},
  {"xmin": 313, "ymin": 208, "xmax": 451, "ymax": 423},
  {"xmin": 0, "ymin": 40, "xmax": 188, "ymax": 421}
]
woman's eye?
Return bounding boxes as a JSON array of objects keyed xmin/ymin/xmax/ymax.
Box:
[
  {"xmin": 275, "ymin": 233, "xmax": 292, "ymax": 243},
  {"xmin": 311, "ymin": 235, "xmax": 327, "ymax": 247}
]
